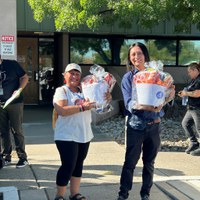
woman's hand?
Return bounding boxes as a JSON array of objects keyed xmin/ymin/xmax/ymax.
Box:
[
  {"xmin": 178, "ymin": 90, "xmax": 187, "ymax": 97},
  {"xmin": 81, "ymin": 99, "xmax": 96, "ymax": 111}
]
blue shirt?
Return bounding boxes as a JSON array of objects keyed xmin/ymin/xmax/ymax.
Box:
[{"xmin": 121, "ymin": 69, "xmax": 164, "ymax": 122}]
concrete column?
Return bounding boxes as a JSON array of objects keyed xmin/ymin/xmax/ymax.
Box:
[{"xmin": 0, "ymin": 0, "xmax": 17, "ymax": 60}]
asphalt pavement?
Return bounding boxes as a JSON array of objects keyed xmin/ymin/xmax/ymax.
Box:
[{"xmin": 0, "ymin": 105, "xmax": 200, "ymax": 200}]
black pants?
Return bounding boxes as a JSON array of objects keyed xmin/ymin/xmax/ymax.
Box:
[
  {"xmin": 0, "ymin": 103, "xmax": 27, "ymax": 159},
  {"xmin": 55, "ymin": 140, "xmax": 90, "ymax": 186},
  {"xmin": 118, "ymin": 123, "xmax": 161, "ymax": 199}
]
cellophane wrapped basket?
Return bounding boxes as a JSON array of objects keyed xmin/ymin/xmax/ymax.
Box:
[
  {"xmin": 133, "ymin": 61, "xmax": 174, "ymax": 107},
  {"xmin": 81, "ymin": 64, "xmax": 116, "ymax": 113}
]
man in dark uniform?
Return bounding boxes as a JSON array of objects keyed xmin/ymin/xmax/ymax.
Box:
[{"xmin": 0, "ymin": 54, "xmax": 29, "ymax": 169}]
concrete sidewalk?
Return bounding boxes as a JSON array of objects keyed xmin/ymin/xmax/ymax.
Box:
[{"xmin": 0, "ymin": 106, "xmax": 200, "ymax": 200}]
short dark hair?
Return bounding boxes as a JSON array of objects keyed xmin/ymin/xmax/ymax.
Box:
[{"xmin": 127, "ymin": 42, "xmax": 150, "ymax": 71}]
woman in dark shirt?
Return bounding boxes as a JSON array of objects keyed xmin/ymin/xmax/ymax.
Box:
[
  {"xmin": 178, "ymin": 62, "xmax": 200, "ymax": 156},
  {"xmin": 116, "ymin": 42, "xmax": 175, "ymax": 200}
]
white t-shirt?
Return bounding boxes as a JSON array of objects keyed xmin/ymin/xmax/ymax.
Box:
[{"xmin": 53, "ymin": 85, "xmax": 94, "ymax": 143}]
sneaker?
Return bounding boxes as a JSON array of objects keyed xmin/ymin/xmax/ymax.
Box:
[
  {"xmin": 116, "ymin": 196, "xmax": 126, "ymax": 200},
  {"xmin": 0, "ymin": 155, "xmax": 5, "ymax": 169},
  {"xmin": 185, "ymin": 143, "xmax": 199, "ymax": 154},
  {"xmin": 3, "ymin": 155, "xmax": 11, "ymax": 166},
  {"xmin": 141, "ymin": 194, "xmax": 149, "ymax": 200},
  {"xmin": 190, "ymin": 148, "xmax": 200, "ymax": 156},
  {"xmin": 16, "ymin": 158, "xmax": 28, "ymax": 168}
]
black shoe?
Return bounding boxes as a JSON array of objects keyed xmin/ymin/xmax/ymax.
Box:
[
  {"xmin": 3, "ymin": 154, "xmax": 11, "ymax": 166},
  {"xmin": 141, "ymin": 194, "xmax": 149, "ymax": 200},
  {"xmin": 16, "ymin": 158, "xmax": 29, "ymax": 168},
  {"xmin": 190, "ymin": 148, "xmax": 200, "ymax": 156},
  {"xmin": 0, "ymin": 155, "xmax": 5, "ymax": 169},
  {"xmin": 185, "ymin": 143, "xmax": 199, "ymax": 154},
  {"xmin": 116, "ymin": 196, "xmax": 126, "ymax": 200}
]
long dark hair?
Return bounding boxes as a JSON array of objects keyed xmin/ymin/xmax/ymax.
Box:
[
  {"xmin": 188, "ymin": 62, "xmax": 200, "ymax": 73},
  {"xmin": 127, "ymin": 42, "xmax": 150, "ymax": 71}
]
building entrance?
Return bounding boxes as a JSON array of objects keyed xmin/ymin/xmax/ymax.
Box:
[
  {"xmin": 17, "ymin": 37, "xmax": 39, "ymax": 104},
  {"xmin": 17, "ymin": 37, "xmax": 55, "ymax": 105}
]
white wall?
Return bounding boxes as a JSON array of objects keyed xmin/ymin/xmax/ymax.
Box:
[{"xmin": 0, "ymin": 0, "xmax": 17, "ymax": 60}]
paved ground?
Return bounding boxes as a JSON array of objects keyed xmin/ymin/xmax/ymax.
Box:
[{"xmin": 0, "ymin": 105, "xmax": 200, "ymax": 200}]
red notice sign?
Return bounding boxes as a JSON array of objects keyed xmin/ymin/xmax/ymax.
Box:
[
  {"xmin": 1, "ymin": 35, "xmax": 15, "ymax": 56},
  {"xmin": 1, "ymin": 35, "xmax": 15, "ymax": 42}
]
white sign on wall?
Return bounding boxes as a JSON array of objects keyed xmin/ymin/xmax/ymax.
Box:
[{"xmin": 1, "ymin": 35, "xmax": 15, "ymax": 56}]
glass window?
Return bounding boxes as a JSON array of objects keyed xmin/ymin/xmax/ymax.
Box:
[
  {"xmin": 70, "ymin": 37, "xmax": 198, "ymax": 67},
  {"xmin": 120, "ymin": 39, "xmax": 176, "ymax": 65},
  {"xmin": 70, "ymin": 37, "xmax": 111, "ymax": 65},
  {"xmin": 179, "ymin": 40, "xmax": 200, "ymax": 65},
  {"xmin": 39, "ymin": 38, "xmax": 55, "ymax": 103},
  {"xmin": 147, "ymin": 39, "xmax": 176, "ymax": 65}
]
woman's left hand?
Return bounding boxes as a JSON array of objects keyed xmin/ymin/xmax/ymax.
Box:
[
  {"xmin": 178, "ymin": 90, "xmax": 188, "ymax": 97},
  {"xmin": 82, "ymin": 99, "xmax": 96, "ymax": 111}
]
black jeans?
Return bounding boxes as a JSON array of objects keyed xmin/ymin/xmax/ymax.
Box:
[
  {"xmin": 118, "ymin": 123, "xmax": 161, "ymax": 199},
  {"xmin": 55, "ymin": 140, "xmax": 90, "ymax": 186},
  {"xmin": 0, "ymin": 103, "xmax": 27, "ymax": 159},
  {"xmin": 182, "ymin": 108, "xmax": 200, "ymax": 143}
]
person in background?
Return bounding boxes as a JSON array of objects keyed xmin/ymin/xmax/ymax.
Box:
[
  {"xmin": 116, "ymin": 42, "xmax": 175, "ymax": 200},
  {"xmin": 178, "ymin": 62, "xmax": 200, "ymax": 156},
  {"xmin": 0, "ymin": 55, "xmax": 29, "ymax": 169},
  {"xmin": 53, "ymin": 63, "xmax": 111, "ymax": 200}
]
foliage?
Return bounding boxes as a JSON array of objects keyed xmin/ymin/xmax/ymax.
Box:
[{"xmin": 27, "ymin": 0, "xmax": 200, "ymax": 33}]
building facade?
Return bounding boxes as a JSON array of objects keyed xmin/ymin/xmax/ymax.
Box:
[{"xmin": 1, "ymin": 0, "xmax": 200, "ymax": 105}]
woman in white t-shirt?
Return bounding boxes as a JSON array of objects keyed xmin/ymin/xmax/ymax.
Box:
[{"xmin": 53, "ymin": 63, "xmax": 110, "ymax": 200}]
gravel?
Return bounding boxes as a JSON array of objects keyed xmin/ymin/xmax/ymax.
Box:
[{"xmin": 95, "ymin": 106, "xmax": 191, "ymax": 152}]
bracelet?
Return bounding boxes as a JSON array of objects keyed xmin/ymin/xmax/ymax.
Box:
[
  {"xmin": 79, "ymin": 105, "xmax": 85, "ymax": 112},
  {"xmin": 82, "ymin": 105, "xmax": 85, "ymax": 111}
]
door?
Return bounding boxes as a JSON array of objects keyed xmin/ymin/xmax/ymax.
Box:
[
  {"xmin": 17, "ymin": 38, "xmax": 39, "ymax": 104},
  {"xmin": 38, "ymin": 38, "xmax": 55, "ymax": 104}
]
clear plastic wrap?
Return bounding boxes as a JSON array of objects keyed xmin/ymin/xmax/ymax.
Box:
[
  {"xmin": 81, "ymin": 64, "xmax": 116, "ymax": 113},
  {"xmin": 133, "ymin": 61, "xmax": 174, "ymax": 107}
]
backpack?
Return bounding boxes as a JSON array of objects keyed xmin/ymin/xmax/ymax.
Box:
[{"xmin": 52, "ymin": 86, "xmax": 67, "ymax": 129}]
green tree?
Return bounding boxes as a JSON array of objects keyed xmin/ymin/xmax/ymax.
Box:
[
  {"xmin": 27, "ymin": 0, "xmax": 200, "ymax": 65},
  {"xmin": 27, "ymin": 0, "xmax": 200, "ymax": 33}
]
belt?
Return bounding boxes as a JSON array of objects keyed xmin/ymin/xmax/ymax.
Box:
[{"xmin": 147, "ymin": 118, "xmax": 161, "ymax": 125}]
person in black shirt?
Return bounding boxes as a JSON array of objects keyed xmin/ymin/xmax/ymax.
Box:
[
  {"xmin": 0, "ymin": 55, "xmax": 29, "ymax": 168},
  {"xmin": 178, "ymin": 62, "xmax": 200, "ymax": 156}
]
